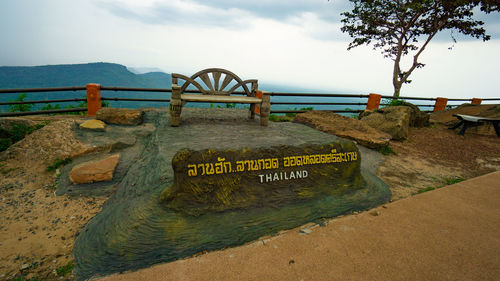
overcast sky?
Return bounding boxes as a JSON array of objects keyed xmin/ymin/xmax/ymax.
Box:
[{"xmin": 1, "ymin": 0, "xmax": 500, "ymax": 99}]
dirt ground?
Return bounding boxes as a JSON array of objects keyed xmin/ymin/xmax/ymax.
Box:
[{"xmin": 1, "ymin": 111, "xmax": 500, "ymax": 280}]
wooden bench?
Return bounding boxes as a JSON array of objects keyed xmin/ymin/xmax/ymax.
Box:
[
  {"xmin": 449, "ymin": 114, "xmax": 500, "ymax": 136},
  {"xmin": 169, "ymin": 68, "xmax": 270, "ymax": 126}
]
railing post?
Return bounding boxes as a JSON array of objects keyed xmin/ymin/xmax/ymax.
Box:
[
  {"xmin": 170, "ymin": 84, "xmax": 182, "ymax": 127},
  {"xmin": 86, "ymin": 83, "xmax": 101, "ymax": 117},
  {"xmin": 471, "ymin": 98, "xmax": 482, "ymax": 105},
  {"xmin": 433, "ymin": 97, "xmax": 448, "ymax": 112},
  {"xmin": 366, "ymin": 93, "xmax": 382, "ymax": 110}
]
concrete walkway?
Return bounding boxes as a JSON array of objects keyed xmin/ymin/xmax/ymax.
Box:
[{"xmin": 99, "ymin": 171, "xmax": 500, "ymax": 281}]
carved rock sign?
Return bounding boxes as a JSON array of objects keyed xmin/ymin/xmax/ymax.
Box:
[{"xmin": 161, "ymin": 142, "xmax": 364, "ymax": 216}]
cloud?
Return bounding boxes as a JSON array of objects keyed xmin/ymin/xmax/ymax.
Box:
[{"xmin": 95, "ymin": 0, "xmax": 350, "ymax": 28}]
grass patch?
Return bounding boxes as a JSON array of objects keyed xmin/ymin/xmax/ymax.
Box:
[
  {"xmin": 417, "ymin": 176, "xmax": 465, "ymax": 194},
  {"xmin": 47, "ymin": 158, "xmax": 72, "ymax": 172},
  {"xmin": 269, "ymin": 114, "xmax": 294, "ymax": 122},
  {"xmin": 56, "ymin": 261, "xmax": 74, "ymax": 276},
  {"xmin": 444, "ymin": 177, "xmax": 464, "ymax": 185},
  {"xmin": 376, "ymin": 145, "xmax": 397, "ymax": 155}
]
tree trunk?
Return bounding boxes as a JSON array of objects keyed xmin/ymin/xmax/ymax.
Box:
[{"xmin": 393, "ymin": 80, "xmax": 402, "ymax": 98}]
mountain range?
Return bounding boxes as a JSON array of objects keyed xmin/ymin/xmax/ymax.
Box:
[{"xmin": 0, "ymin": 62, "xmax": 364, "ymax": 112}]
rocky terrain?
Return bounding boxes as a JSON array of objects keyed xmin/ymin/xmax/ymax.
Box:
[{"xmin": 1, "ymin": 105, "xmax": 499, "ymax": 280}]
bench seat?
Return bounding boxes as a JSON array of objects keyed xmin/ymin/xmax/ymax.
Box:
[
  {"xmin": 169, "ymin": 68, "xmax": 270, "ymax": 127},
  {"xmin": 450, "ymin": 114, "xmax": 500, "ymax": 136},
  {"xmin": 180, "ymin": 94, "xmax": 262, "ymax": 104}
]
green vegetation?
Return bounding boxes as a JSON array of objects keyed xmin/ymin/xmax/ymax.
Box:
[
  {"xmin": 376, "ymin": 145, "xmax": 397, "ymax": 156},
  {"xmin": 341, "ymin": 1, "xmax": 499, "ymax": 97},
  {"xmin": 7, "ymin": 93, "xmax": 33, "ymax": 112},
  {"xmin": 269, "ymin": 114, "xmax": 294, "ymax": 122},
  {"xmin": 0, "ymin": 122, "xmax": 47, "ymax": 152},
  {"xmin": 6, "ymin": 93, "xmax": 110, "ymax": 115},
  {"xmin": 382, "ymin": 98, "xmax": 406, "ymax": 107},
  {"xmin": 47, "ymin": 158, "xmax": 72, "ymax": 172},
  {"xmin": 417, "ymin": 177, "xmax": 465, "ymax": 194},
  {"xmin": 56, "ymin": 261, "xmax": 74, "ymax": 276}
]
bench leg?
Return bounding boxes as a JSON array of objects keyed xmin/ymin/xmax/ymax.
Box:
[
  {"xmin": 492, "ymin": 122, "xmax": 500, "ymax": 137},
  {"xmin": 458, "ymin": 121, "xmax": 470, "ymax": 135},
  {"xmin": 259, "ymin": 93, "xmax": 270, "ymax": 126},
  {"xmin": 170, "ymin": 85, "xmax": 182, "ymax": 127},
  {"xmin": 249, "ymin": 104, "xmax": 256, "ymax": 119},
  {"xmin": 449, "ymin": 120, "xmax": 463, "ymax": 130}
]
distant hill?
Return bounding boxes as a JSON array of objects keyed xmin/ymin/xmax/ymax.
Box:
[
  {"xmin": 0, "ymin": 62, "xmax": 172, "ymax": 89},
  {"xmin": 0, "ymin": 62, "xmax": 365, "ymax": 112},
  {"xmin": 0, "ymin": 63, "xmax": 173, "ymax": 110}
]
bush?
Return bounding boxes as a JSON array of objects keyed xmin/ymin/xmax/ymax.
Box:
[
  {"xmin": 8, "ymin": 93, "xmax": 33, "ymax": 112},
  {"xmin": 0, "ymin": 123, "xmax": 46, "ymax": 152}
]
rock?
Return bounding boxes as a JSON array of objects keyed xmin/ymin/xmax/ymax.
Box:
[
  {"xmin": 79, "ymin": 119, "xmax": 106, "ymax": 132},
  {"xmin": 0, "ymin": 117, "xmax": 39, "ymax": 131},
  {"xmin": 96, "ymin": 108, "xmax": 144, "ymax": 126},
  {"xmin": 299, "ymin": 228, "xmax": 312, "ymax": 234},
  {"xmin": 69, "ymin": 154, "xmax": 120, "ymax": 184},
  {"xmin": 20, "ymin": 263, "xmax": 30, "ymax": 270},
  {"xmin": 360, "ymin": 106, "xmax": 412, "ymax": 140},
  {"xmin": 403, "ymin": 102, "xmax": 430, "ymax": 127},
  {"xmin": 162, "ymin": 142, "xmax": 363, "ymax": 216},
  {"xmin": 293, "ymin": 111, "xmax": 391, "ymax": 149}
]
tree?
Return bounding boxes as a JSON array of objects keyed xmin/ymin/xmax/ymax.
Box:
[
  {"xmin": 340, "ymin": 0, "xmax": 500, "ymax": 97},
  {"xmin": 8, "ymin": 93, "xmax": 33, "ymax": 112}
]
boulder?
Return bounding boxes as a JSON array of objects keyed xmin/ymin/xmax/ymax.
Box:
[
  {"xmin": 360, "ymin": 106, "xmax": 411, "ymax": 140},
  {"xmin": 96, "ymin": 108, "xmax": 144, "ymax": 126},
  {"xmin": 69, "ymin": 154, "xmax": 120, "ymax": 184},
  {"xmin": 0, "ymin": 117, "xmax": 40, "ymax": 131},
  {"xmin": 402, "ymin": 102, "xmax": 430, "ymax": 127},
  {"xmin": 294, "ymin": 111, "xmax": 391, "ymax": 149},
  {"xmin": 79, "ymin": 119, "xmax": 106, "ymax": 131}
]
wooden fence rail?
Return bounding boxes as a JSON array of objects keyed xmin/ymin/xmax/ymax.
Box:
[{"xmin": 0, "ymin": 84, "xmax": 497, "ymax": 118}]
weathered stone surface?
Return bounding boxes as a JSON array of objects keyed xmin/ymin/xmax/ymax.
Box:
[
  {"xmin": 293, "ymin": 111, "xmax": 391, "ymax": 149},
  {"xmin": 162, "ymin": 142, "xmax": 363, "ymax": 216},
  {"xmin": 79, "ymin": 119, "xmax": 106, "ymax": 131},
  {"xmin": 69, "ymin": 154, "xmax": 120, "ymax": 184},
  {"xmin": 96, "ymin": 108, "xmax": 144, "ymax": 125},
  {"xmin": 360, "ymin": 106, "xmax": 411, "ymax": 140},
  {"xmin": 0, "ymin": 117, "xmax": 39, "ymax": 131}
]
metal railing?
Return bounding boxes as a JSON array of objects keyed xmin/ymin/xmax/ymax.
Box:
[{"xmin": 0, "ymin": 85, "xmax": 498, "ymax": 117}]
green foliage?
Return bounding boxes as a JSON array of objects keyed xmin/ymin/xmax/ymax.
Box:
[
  {"xmin": 47, "ymin": 158, "xmax": 72, "ymax": 172},
  {"xmin": 341, "ymin": 0, "xmax": 499, "ymax": 97},
  {"xmin": 383, "ymin": 99, "xmax": 406, "ymax": 107},
  {"xmin": 56, "ymin": 261, "xmax": 74, "ymax": 276},
  {"xmin": 444, "ymin": 177, "xmax": 464, "ymax": 185},
  {"xmin": 284, "ymin": 107, "xmax": 314, "ymax": 117},
  {"xmin": 0, "ymin": 123, "xmax": 46, "ymax": 152},
  {"xmin": 8, "ymin": 93, "xmax": 33, "ymax": 112},
  {"xmin": 269, "ymin": 114, "xmax": 294, "ymax": 122},
  {"xmin": 417, "ymin": 176, "xmax": 465, "ymax": 194},
  {"xmin": 376, "ymin": 145, "xmax": 397, "ymax": 156}
]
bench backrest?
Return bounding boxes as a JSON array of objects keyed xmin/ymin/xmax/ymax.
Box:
[{"xmin": 172, "ymin": 68, "xmax": 258, "ymax": 97}]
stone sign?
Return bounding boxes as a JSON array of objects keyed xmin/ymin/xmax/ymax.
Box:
[{"xmin": 161, "ymin": 142, "xmax": 365, "ymax": 215}]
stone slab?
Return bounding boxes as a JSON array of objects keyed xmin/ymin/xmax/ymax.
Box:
[
  {"xmin": 162, "ymin": 142, "xmax": 362, "ymax": 215},
  {"xmin": 69, "ymin": 154, "xmax": 120, "ymax": 184},
  {"xmin": 80, "ymin": 119, "xmax": 106, "ymax": 132}
]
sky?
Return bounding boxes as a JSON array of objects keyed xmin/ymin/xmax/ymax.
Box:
[{"xmin": 1, "ymin": 0, "xmax": 500, "ymax": 99}]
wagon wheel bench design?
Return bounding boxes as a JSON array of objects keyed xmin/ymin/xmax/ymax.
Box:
[{"xmin": 169, "ymin": 68, "xmax": 271, "ymax": 126}]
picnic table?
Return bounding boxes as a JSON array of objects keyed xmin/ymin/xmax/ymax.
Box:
[{"xmin": 449, "ymin": 114, "xmax": 500, "ymax": 136}]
